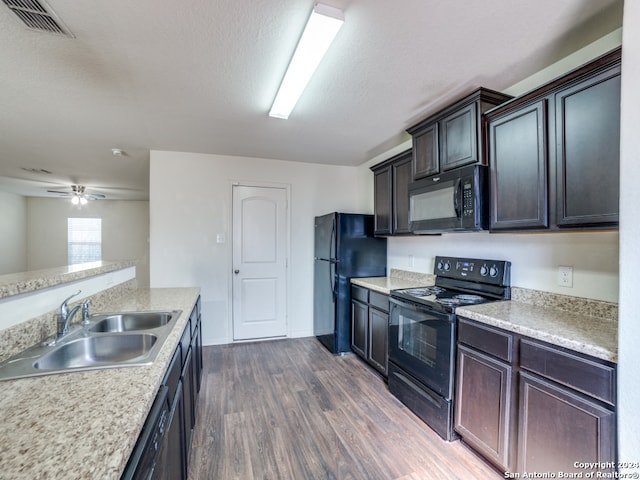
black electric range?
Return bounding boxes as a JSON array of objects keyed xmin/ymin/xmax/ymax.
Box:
[{"xmin": 387, "ymin": 256, "xmax": 511, "ymax": 441}]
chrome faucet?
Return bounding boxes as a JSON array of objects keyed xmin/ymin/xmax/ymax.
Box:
[{"xmin": 56, "ymin": 290, "xmax": 83, "ymax": 338}]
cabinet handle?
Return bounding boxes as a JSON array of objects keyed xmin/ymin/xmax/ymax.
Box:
[{"xmin": 234, "ymin": 270, "xmax": 240, "ymax": 274}]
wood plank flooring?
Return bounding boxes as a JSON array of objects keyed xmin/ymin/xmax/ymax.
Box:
[{"xmin": 187, "ymin": 337, "xmax": 502, "ymax": 480}]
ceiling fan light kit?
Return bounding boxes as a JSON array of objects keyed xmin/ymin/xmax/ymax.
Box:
[{"xmin": 268, "ymin": 3, "xmax": 344, "ymax": 120}]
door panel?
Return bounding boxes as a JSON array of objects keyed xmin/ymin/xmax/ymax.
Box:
[{"xmin": 232, "ymin": 185, "xmax": 287, "ymax": 340}]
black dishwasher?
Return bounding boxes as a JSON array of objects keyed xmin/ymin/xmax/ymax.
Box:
[{"xmin": 121, "ymin": 385, "xmax": 170, "ymax": 480}]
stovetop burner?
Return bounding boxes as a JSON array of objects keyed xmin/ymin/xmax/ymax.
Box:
[
  {"xmin": 403, "ymin": 286, "xmax": 445, "ymax": 296},
  {"xmin": 390, "ymin": 256, "xmax": 511, "ymax": 313},
  {"xmin": 392, "ymin": 287, "xmax": 494, "ymax": 312}
]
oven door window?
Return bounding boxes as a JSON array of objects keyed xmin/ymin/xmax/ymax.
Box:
[
  {"xmin": 389, "ymin": 301, "xmax": 456, "ymax": 400},
  {"xmin": 398, "ymin": 315, "xmax": 438, "ymax": 367}
]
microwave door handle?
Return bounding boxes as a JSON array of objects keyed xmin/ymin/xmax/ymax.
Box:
[{"xmin": 454, "ymin": 179, "xmax": 462, "ymax": 218}]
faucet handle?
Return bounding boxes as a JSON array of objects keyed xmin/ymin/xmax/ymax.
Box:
[
  {"xmin": 81, "ymin": 299, "xmax": 92, "ymax": 325},
  {"xmin": 60, "ymin": 290, "xmax": 82, "ymax": 317},
  {"xmin": 62, "ymin": 290, "xmax": 82, "ymax": 305}
]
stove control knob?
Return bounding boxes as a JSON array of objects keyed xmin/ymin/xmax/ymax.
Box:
[
  {"xmin": 480, "ymin": 264, "xmax": 489, "ymax": 276},
  {"xmin": 437, "ymin": 260, "xmax": 444, "ymax": 271},
  {"xmin": 489, "ymin": 265, "xmax": 499, "ymax": 278},
  {"xmin": 443, "ymin": 262, "xmax": 451, "ymax": 272}
]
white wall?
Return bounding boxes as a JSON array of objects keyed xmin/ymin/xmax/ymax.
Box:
[
  {"xmin": 618, "ymin": 0, "xmax": 640, "ymax": 464},
  {"xmin": 0, "ymin": 191, "xmax": 27, "ymax": 275},
  {"xmin": 149, "ymin": 151, "xmax": 364, "ymax": 345},
  {"xmin": 386, "ymin": 232, "xmax": 618, "ymax": 302},
  {"xmin": 26, "ymin": 199, "xmax": 150, "ymax": 287}
]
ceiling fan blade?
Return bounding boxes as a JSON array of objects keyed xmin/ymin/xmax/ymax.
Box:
[
  {"xmin": 86, "ymin": 193, "xmax": 106, "ymax": 200},
  {"xmin": 46, "ymin": 189, "xmax": 73, "ymax": 196}
]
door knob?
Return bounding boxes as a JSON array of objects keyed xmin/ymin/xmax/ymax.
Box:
[{"xmin": 234, "ymin": 270, "xmax": 240, "ymax": 274}]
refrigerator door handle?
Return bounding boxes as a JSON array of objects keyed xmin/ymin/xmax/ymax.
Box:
[
  {"xmin": 330, "ymin": 216, "xmax": 336, "ymax": 262},
  {"xmin": 331, "ymin": 261, "xmax": 337, "ymax": 302}
]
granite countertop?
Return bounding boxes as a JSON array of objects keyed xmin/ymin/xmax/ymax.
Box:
[
  {"xmin": 457, "ymin": 288, "xmax": 618, "ymax": 363},
  {"xmin": 0, "ymin": 261, "xmax": 135, "ymax": 299},
  {"xmin": 0, "ymin": 287, "xmax": 200, "ymax": 480},
  {"xmin": 351, "ymin": 268, "xmax": 435, "ymax": 294}
]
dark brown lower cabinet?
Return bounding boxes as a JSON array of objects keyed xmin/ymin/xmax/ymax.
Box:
[
  {"xmin": 368, "ymin": 305, "xmax": 388, "ymax": 374},
  {"xmin": 351, "ymin": 285, "xmax": 389, "ymax": 376},
  {"xmin": 351, "ymin": 298, "xmax": 368, "ymax": 358},
  {"xmin": 455, "ymin": 317, "xmax": 616, "ymax": 475},
  {"xmin": 518, "ymin": 371, "xmax": 616, "ymax": 474},
  {"xmin": 163, "ymin": 380, "xmax": 186, "ymax": 480},
  {"xmin": 123, "ymin": 296, "xmax": 202, "ymax": 480},
  {"xmin": 455, "ymin": 345, "xmax": 515, "ymax": 471}
]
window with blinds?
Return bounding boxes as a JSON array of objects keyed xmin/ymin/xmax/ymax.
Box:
[{"xmin": 67, "ymin": 218, "xmax": 102, "ymax": 265}]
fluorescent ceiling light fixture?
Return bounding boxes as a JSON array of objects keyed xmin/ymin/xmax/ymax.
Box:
[{"xmin": 269, "ymin": 3, "xmax": 344, "ymax": 119}]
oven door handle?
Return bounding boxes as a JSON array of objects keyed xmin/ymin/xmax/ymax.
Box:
[
  {"xmin": 390, "ymin": 297, "xmax": 454, "ymax": 322},
  {"xmin": 390, "ymin": 297, "xmax": 422, "ymax": 313}
]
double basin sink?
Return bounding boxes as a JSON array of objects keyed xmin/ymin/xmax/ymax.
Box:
[{"xmin": 0, "ymin": 310, "xmax": 181, "ymax": 381}]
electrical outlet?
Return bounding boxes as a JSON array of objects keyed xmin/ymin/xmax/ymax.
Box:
[{"xmin": 558, "ymin": 266, "xmax": 573, "ymax": 287}]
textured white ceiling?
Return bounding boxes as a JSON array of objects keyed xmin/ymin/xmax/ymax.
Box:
[{"xmin": 0, "ymin": 0, "xmax": 623, "ymax": 200}]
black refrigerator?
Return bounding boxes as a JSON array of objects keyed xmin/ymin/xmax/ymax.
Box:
[{"xmin": 313, "ymin": 212, "xmax": 387, "ymax": 354}]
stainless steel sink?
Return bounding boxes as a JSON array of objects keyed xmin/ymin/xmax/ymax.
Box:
[
  {"xmin": 89, "ymin": 311, "xmax": 176, "ymax": 333},
  {"xmin": 0, "ymin": 309, "xmax": 182, "ymax": 381},
  {"xmin": 33, "ymin": 334, "xmax": 158, "ymax": 370}
]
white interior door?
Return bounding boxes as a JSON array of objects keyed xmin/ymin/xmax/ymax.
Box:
[{"xmin": 232, "ymin": 185, "xmax": 288, "ymax": 340}]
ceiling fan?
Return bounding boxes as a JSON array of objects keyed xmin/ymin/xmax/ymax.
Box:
[{"xmin": 46, "ymin": 185, "xmax": 106, "ymax": 205}]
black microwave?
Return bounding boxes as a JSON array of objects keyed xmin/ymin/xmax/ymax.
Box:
[{"xmin": 408, "ymin": 165, "xmax": 489, "ymax": 233}]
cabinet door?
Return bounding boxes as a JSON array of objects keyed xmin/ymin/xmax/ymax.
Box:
[
  {"xmin": 441, "ymin": 102, "xmax": 477, "ymax": 170},
  {"xmin": 455, "ymin": 345, "xmax": 515, "ymax": 472},
  {"xmin": 181, "ymin": 346, "xmax": 195, "ymax": 471},
  {"xmin": 368, "ymin": 307, "xmax": 388, "ymax": 376},
  {"xmin": 518, "ymin": 371, "xmax": 616, "ymax": 474},
  {"xmin": 351, "ymin": 300, "xmax": 368, "ymax": 358},
  {"xmin": 194, "ymin": 315, "xmax": 203, "ymax": 393},
  {"xmin": 555, "ymin": 67, "xmax": 620, "ymax": 227},
  {"xmin": 412, "ymin": 123, "xmax": 439, "ymax": 179},
  {"xmin": 373, "ymin": 167, "xmax": 392, "ymax": 235},
  {"xmin": 161, "ymin": 380, "xmax": 186, "ymax": 480},
  {"xmin": 392, "ymin": 154, "xmax": 412, "ymax": 234},
  {"xmin": 489, "ymin": 100, "xmax": 549, "ymax": 230}
]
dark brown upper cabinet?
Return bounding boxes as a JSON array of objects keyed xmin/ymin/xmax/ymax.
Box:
[
  {"xmin": 371, "ymin": 149, "xmax": 412, "ymax": 236},
  {"xmin": 486, "ymin": 47, "xmax": 621, "ymax": 232},
  {"xmin": 407, "ymin": 88, "xmax": 512, "ymax": 181},
  {"xmin": 555, "ymin": 65, "xmax": 621, "ymax": 228},
  {"xmin": 488, "ymin": 100, "xmax": 549, "ymax": 230}
]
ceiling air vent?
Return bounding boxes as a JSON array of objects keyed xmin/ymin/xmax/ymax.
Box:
[{"xmin": 3, "ymin": 0, "xmax": 74, "ymax": 37}]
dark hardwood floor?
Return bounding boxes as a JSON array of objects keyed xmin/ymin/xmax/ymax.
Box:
[{"xmin": 188, "ymin": 337, "xmax": 502, "ymax": 480}]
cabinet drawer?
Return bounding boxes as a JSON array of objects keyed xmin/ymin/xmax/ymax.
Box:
[
  {"xmin": 519, "ymin": 340, "xmax": 615, "ymax": 405},
  {"xmin": 351, "ymin": 285, "xmax": 369, "ymax": 303},
  {"xmin": 369, "ymin": 291, "xmax": 389, "ymax": 312},
  {"xmin": 458, "ymin": 318, "xmax": 514, "ymax": 362}
]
